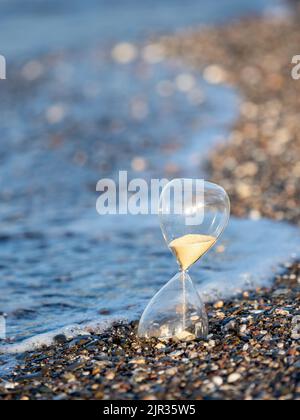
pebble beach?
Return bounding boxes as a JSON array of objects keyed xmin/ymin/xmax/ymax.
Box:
[
  {"xmin": 163, "ymin": 13, "xmax": 300, "ymax": 226},
  {"xmin": 1, "ymin": 9, "xmax": 300, "ymax": 400},
  {"xmin": 1, "ymin": 262, "xmax": 299, "ymax": 400}
]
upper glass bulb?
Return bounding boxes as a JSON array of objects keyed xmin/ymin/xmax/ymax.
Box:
[{"xmin": 159, "ymin": 179, "xmax": 230, "ymax": 271}]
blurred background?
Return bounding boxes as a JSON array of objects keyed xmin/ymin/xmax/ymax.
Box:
[
  {"xmin": 1, "ymin": 0, "xmax": 298, "ymax": 355},
  {"xmin": 0, "ymin": 0, "xmax": 285, "ymax": 56}
]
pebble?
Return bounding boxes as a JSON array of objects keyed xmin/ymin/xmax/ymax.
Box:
[
  {"xmin": 212, "ymin": 376, "xmax": 223, "ymax": 387},
  {"xmin": 129, "ymin": 358, "xmax": 146, "ymax": 365},
  {"xmin": 155, "ymin": 343, "xmax": 166, "ymax": 350},
  {"xmin": 275, "ymin": 309, "xmax": 290, "ymax": 316},
  {"xmin": 169, "ymin": 350, "xmax": 184, "ymax": 358},
  {"xmin": 208, "ymin": 340, "xmax": 216, "ymax": 348},
  {"xmin": 105, "ymin": 371, "xmax": 115, "ymax": 380},
  {"xmin": 54, "ymin": 334, "xmax": 68, "ymax": 345},
  {"xmin": 243, "ymin": 344, "xmax": 249, "ymax": 352},
  {"xmin": 165, "ymin": 367, "xmax": 178, "ymax": 376},
  {"xmin": 189, "ymin": 351, "xmax": 199, "ymax": 359},
  {"xmin": 223, "ymin": 319, "xmax": 236, "ymax": 332},
  {"xmin": 216, "ymin": 311, "xmax": 226, "ymax": 320},
  {"xmin": 272, "ymin": 289, "xmax": 290, "ymax": 297},
  {"xmin": 239, "ymin": 325, "xmax": 248, "ymax": 335},
  {"xmin": 176, "ymin": 331, "xmax": 196, "ymax": 342},
  {"xmin": 228, "ymin": 373, "xmax": 242, "ymax": 384},
  {"xmin": 214, "ymin": 301, "xmax": 224, "ymax": 309}
]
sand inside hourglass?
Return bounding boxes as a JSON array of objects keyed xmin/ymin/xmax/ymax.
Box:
[{"xmin": 170, "ymin": 234, "xmax": 216, "ymax": 271}]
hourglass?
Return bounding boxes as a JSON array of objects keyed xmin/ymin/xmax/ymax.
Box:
[{"xmin": 138, "ymin": 179, "xmax": 230, "ymax": 341}]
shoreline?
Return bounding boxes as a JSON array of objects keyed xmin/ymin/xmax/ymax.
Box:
[
  {"xmin": 1, "ymin": 13, "xmax": 300, "ymax": 400},
  {"xmin": 1, "ymin": 262, "xmax": 299, "ymax": 400}
]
